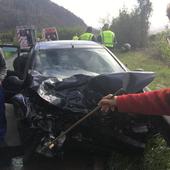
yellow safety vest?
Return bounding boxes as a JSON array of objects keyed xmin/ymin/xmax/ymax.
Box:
[
  {"xmin": 101, "ymin": 30, "xmax": 115, "ymax": 47},
  {"xmin": 79, "ymin": 32, "xmax": 94, "ymax": 41}
]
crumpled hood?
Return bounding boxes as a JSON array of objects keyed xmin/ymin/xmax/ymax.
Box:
[{"xmin": 29, "ymin": 71, "xmax": 155, "ymax": 113}]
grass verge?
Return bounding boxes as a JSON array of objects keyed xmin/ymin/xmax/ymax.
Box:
[{"xmin": 116, "ymin": 50, "xmax": 170, "ymax": 89}]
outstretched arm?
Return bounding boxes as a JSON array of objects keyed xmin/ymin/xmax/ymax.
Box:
[
  {"xmin": 98, "ymin": 88, "xmax": 170, "ymax": 116},
  {"xmin": 0, "ymin": 49, "xmax": 7, "ymax": 84}
]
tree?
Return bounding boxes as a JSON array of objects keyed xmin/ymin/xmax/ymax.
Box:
[
  {"xmin": 110, "ymin": 0, "xmax": 152, "ymax": 48},
  {"xmin": 99, "ymin": 14, "xmax": 112, "ymax": 26},
  {"xmin": 110, "ymin": 8, "xmax": 133, "ymax": 47},
  {"xmin": 136, "ymin": 0, "xmax": 152, "ymax": 47}
]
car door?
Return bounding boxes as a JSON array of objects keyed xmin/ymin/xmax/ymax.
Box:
[{"xmin": 0, "ymin": 45, "xmax": 28, "ymax": 102}]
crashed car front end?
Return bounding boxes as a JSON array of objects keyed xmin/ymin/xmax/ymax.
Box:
[{"xmin": 12, "ymin": 70, "xmax": 159, "ymax": 158}]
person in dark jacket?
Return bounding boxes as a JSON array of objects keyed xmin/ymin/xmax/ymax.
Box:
[
  {"xmin": 98, "ymin": 88, "xmax": 170, "ymax": 115},
  {"xmin": 0, "ymin": 48, "xmax": 7, "ymax": 144}
]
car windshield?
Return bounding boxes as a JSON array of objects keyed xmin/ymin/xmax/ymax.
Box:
[{"xmin": 34, "ymin": 48, "xmax": 124, "ymax": 77}]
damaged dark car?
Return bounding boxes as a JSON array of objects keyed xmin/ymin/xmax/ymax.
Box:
[{"xmin": 2, "ymin": 41, "xmax": 170, "ymax": 162}]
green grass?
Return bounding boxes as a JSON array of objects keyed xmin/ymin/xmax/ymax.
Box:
[
  {"xmin": 108, "ymin": 135, "xmax": 170, "ymax": 170},
  {"xmin": 143, "ymin": 134, "xmax": 170, "ymax": 170},
  {"xmin": 116, "ymin": 50, "xmax": 170, "ymax": 90},
  {"xmin": 4, "ymin": 51, "xmax": 16, "ymax": 59}
]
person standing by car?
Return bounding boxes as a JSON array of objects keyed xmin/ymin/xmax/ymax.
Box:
[
  {"xmin": 0, "ymin": 48, "xmax": 7, "ymax": 145},
  {"xmin": 79, "ymin": 26, "xmax": 96, "ymax": 41},
  {"xmin": 98, "ymin": 88, "xmax": 170, "ymax": 115},
  {"xmin": 97, "ymin": 23, "xmax": 116, "ymax": 51}
]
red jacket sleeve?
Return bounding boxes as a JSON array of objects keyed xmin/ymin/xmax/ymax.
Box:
[{"xmin": 116, "ymin": 88, "xmax": 170, "ymax": 116}]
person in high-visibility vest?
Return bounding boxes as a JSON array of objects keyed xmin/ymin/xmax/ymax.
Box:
[
  {"xmin": 97, "ymin": 23, "xmax": 116, "ymax": 51},
  {"xmin": 72, "ymin": 33, "xmax": 79, "ymax": 40},
  {"xmin": 79, "ymin": 26, "xmax": 96, "ymax": 41}
]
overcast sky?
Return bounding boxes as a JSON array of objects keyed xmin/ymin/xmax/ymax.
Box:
[{"xmin": 51, "ymin": 0, "xmax": 170, "ymax": 31}]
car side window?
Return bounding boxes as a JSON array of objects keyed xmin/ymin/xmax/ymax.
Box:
[{"xmin": 1, "ymin": 47, "xmax": 18, "ymax": 71}]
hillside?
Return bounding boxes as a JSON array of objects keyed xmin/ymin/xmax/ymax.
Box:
[{"xmin": 0, "ymin": 0, "xmax": 86, "ymax": 31}]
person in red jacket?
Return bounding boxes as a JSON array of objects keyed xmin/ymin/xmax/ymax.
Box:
[{"xmin": 98, "ymin": 88, "xmax": 170, "ymax": 116}]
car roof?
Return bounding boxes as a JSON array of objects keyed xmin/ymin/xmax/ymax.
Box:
[{"xmin": 35, "ymin": 40, "xmax": 103, "ymax": 50}]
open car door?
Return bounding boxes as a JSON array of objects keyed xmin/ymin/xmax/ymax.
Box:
[{"xmin": 0, "ymin": 45, "xmax": 24, "ymax": 103}]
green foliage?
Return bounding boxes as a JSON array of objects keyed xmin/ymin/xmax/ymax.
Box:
[
  {"xmin": 0, "ymin": 0, "xmax": 86, "ymax": 31},
  {"xmin": 58, "ymin": 27, "xmax": 84, "ymax": 40},
  {"xmin": 0, "ymin": 31, "xmax": 15, "ymax": 44},
  {"xmin": 110, "ymin": 0, "xmax": 152, "ymax": 48},
  {"xmin": 36, "ymin": 32, "xmax": 42, "ymax": 39},
  {"xmin": 143, "ymin": 134, "xmax": 170, "ymax": 170},
  {"xmin": 3, "ymin": 52, "xmax": 15, "ymax": 59},
  {"xmin": 149, "ymin": 31, "xmax": 170, "ymax": 65},
  {"xmin": 108, "ymin": 134, "xmax": 170, "ymax": 170},
  {"xmin": 116, "ymin": 50, "xmax": 170, "ymax": 89}
]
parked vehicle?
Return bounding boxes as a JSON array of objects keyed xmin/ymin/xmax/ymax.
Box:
[
  {"xmin": 2, "ymin": 41, "xmax": 170, "ymax": 163},
  {"xmin": 42, "ymin": 27, "xmax": 59, "ymax": 41},
  {"xmin": 16, "ymin": 25, "xmax": 36, "ymax": 50}
]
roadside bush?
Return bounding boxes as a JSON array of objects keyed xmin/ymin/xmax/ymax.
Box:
[
  {"xmin": 0, "ymin": 31, "xmax": 15, "ymax": 44},
  {"xmin": 108, "ymin": 134, "xmax": 170, "ymax": 170},
  {"xmin": 57, "ymin": 27, "xmax": 84, "ymax": 40},
  {"xmin": 149, "ymin": 32, "xmax": 170, "ymax": 65},
  {"xmin": 144, "ymin": 134, "xmax": 170, "ymax": 170},
  {"xmin": 110, "ymin": 0, "xmax": 152, "ymax": 48}
]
